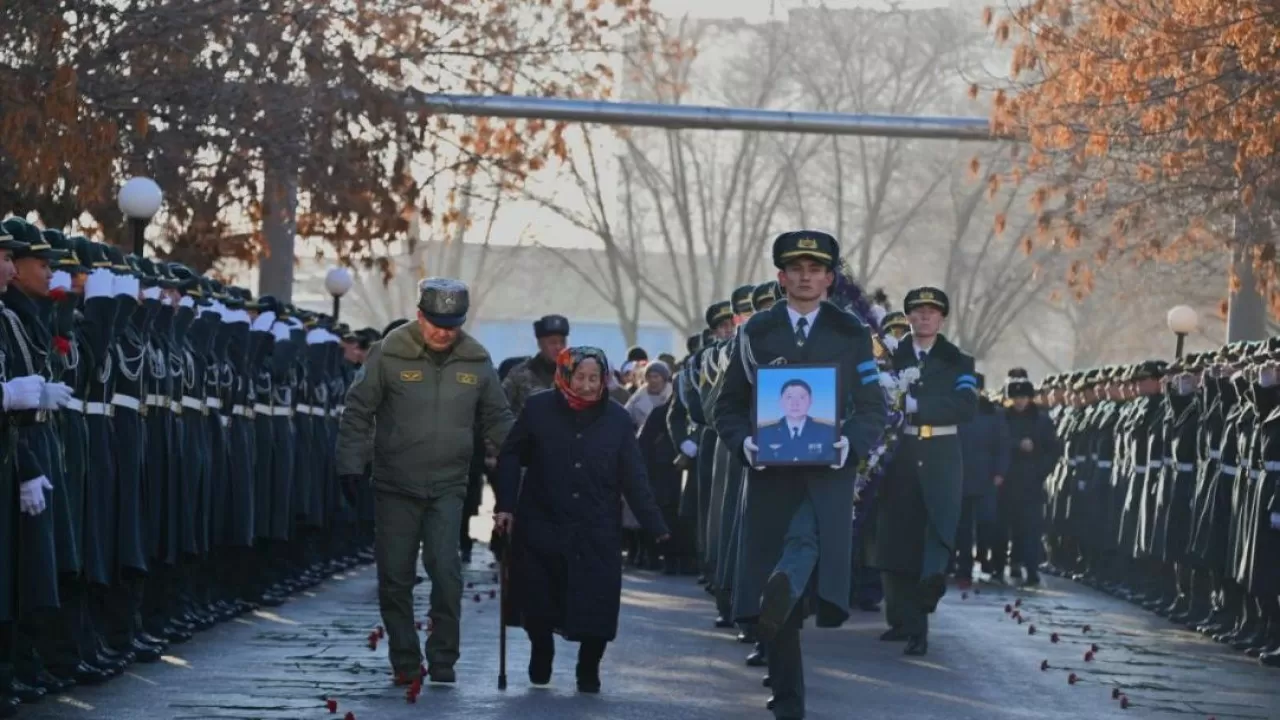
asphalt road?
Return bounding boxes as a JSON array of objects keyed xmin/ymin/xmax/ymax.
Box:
[{"xmin": 18, "ymin": 510, "xmax": 1280, "ymax": 720}]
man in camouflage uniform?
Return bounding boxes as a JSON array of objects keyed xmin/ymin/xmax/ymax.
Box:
[{"xmin": 501, "ymin": 314, "xmax": 569, "ymax": 418}]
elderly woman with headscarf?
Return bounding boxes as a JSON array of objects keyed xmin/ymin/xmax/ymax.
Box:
[
  {"xmin": 623, "ymin": 360, "xmax": 673, "ymax": 430},
  {"xmin": 493, "ymin": 347, "xmax": 670, "ymax": 693}
]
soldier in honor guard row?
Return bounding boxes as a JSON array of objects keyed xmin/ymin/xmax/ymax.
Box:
[
  {"xmin": 714, "ymin": 230, "xmax": 887, "ymax": 720},
  {"xmin": 873, "ymin": 286, "xmax": 977, "ymax": 657}
]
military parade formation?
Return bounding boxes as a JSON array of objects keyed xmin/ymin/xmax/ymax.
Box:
[
  {"xmin": 0, "ymin": 217, "xmax": 371, "ymax": 718},
  {"xmin": 1, "ymin": 215, "xmax": 1277, "ymax": 720},
  {"xmin": 1037, "ymin": 351, "xmax": 1280, "ymax": 667}
]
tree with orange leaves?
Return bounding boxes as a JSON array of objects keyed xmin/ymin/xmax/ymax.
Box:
[
  {"xmin": 0, "ymin": 0, "xmax": 655, "ymax": 278},
  {"xmin": 983, "ymin": 0, "xmax": 1280, "ymax": 329}
]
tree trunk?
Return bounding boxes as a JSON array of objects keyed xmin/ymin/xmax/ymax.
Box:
[
  {"xmin": 1226, "ymin": 210, "xmax": 1266, "ymax": 343},
  {"xmin": 258, "ymin": 156, "xmax": 299, "ymax": 303}
]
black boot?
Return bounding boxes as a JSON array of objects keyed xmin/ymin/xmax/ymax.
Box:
[
  {"xmin": 576, "ymin": 640, "xmax": 605, "ymax": 693},
  {"xmin": 528, "ymin": 632, "xmax": 554, "ymax": 686}
]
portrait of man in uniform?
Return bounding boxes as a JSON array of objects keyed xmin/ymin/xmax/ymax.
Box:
[{"xmin": 753, "ymin": 365, "xmax": 840, "ymax": 466}]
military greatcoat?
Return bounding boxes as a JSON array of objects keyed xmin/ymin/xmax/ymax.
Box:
[
  {"xmin": 713, "ymin": 301, "xmax": 887, "ymax": 627},
  {"xmin": 872, "ymin": 333, "xmax": 977, "ymax": 582}
]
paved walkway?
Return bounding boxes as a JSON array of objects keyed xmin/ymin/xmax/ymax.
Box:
[{"xmin": 19, "ymin": 504, "xmax": 1280, "ymax": 719}]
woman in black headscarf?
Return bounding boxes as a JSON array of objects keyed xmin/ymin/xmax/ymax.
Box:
[{"xmin": 494, "ymin": 346, "xmax": 669, "ymax": 692}]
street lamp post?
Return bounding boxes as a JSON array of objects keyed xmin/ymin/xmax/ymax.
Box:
[
  {"xmin": 117, "ymin": 177, "xmax": 163, "ymax": 257},
  {"xmin": 1167, "ymin": 305, "xmax": 1200, "ymax": 359},
  {"xmin": 325, "ymin": 267, "xmax": 353, "ymax": 321}
]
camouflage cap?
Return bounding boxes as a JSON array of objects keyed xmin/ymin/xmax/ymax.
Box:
[{"xmin": 417, "ymin": 277, "xmax": 469, "ymax": 328}]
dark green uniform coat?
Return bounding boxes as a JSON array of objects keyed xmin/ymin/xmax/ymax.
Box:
[
  {"xmin": 714, "ymin": 301, "xmax": 887, "ymax": 627},
  {"xmin": 336, "ymin": 322, "xmax": 514, "ymax": 498},
  {"xmin": 871, "ymin": 333, "xmax": 976, "ymax": 582}
]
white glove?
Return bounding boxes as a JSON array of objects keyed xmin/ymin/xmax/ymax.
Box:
[
  {"xmin": 679, "ymin": 439, "xmax": 698, "ymax": 458},
  {"xmin": 1077, "ymin": 480, "xmax": 1087, "ymax": 491},
  {"xmin": 50, "ymin": 271, "xmax": 72, "ymax": 292},
  {"xmin": 1271, "ymin": 512, "xmax": 1280, "ymax": 530},
  {"xmin": 831, "ymin": 437, "xmax": 850, "ymax": 470},
  {"xmin": 84, "ymin": 269, "xmax": 113, "ymax": 299},
  {"xmin": 905, "ymin": 395, "xmax": 919, "ymax": 414},
  {"xmin": 251, "ymin": 311, "xmax": 276, "ymax": 332},
  {"xmin": 142, "ymin": 286, "xmax": 162, "ymax": 301},
  {"xmin": 19, "ymin": 477, "xmax": 48, "ymax": 516},
  {"xmin": 178, "ymin": 295, "xmax": 195, "ymax": 308},
  {"xmin": 1260, "ymin": 367, "xmax": 1279, "ymax": 388},
  {"xmin": 270, "ymin": 322, "xmax": 291, "ymax": 342},
  {"xmin": 2, "ymin": 375, "xmax": 46, "ymax": 411},
  {"xmin": 306, "ymin": 328, "xmax": 326, "ymax": 345},
  {"xmin": 39, "ymin": 381, "xmax": 74, "ymax": 410},
  {"xmin": 743, "ymin": 437, "xmax": 763, "ymax": 471}
]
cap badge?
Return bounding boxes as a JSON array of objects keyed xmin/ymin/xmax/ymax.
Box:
[{"xmin": 797, "ymin": 237, "xmax": 818, "ymax": 249}]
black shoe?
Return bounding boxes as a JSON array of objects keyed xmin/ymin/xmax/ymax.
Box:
[
  {"xmin": 92, "ymin": 654, "xmax": 126, "ymax": 674},
  {"xmin": 745, "ymin": 650, "xmax": 767, "ymax": 667},
  {"xmin": 17, "ymin": 671, "xmax": 73, "ymax": 694},
  {"xmin": 857, "ymin": 601, "xmax": 882, "ymax": 613},
  {"xmin": 460, "ymin": 547, "xmax": 473, "ymax": 564},
  {"xmin": 757, "ymin": 572, "xmax": 792, "ymax": 642},
  {"xmin": 258, "ymin": 593, "xmax": 286, "ymax": 608},
  {"xmin": 737, "ymin": 627, "xmax": 757, "ymax": 644},
  {"xmin": 714, "ymin": 616, "xmax": 734, "ymax": 629},
  {"xmin": 762, "ymin": 675, "xmax": 771, "ymax": 688},
  {"xmin": 528, "ymin": 639, "xmax": 554, "ymax": 686},
  {"xmin": 575, "ymin": 663, "xmax": 601, "ymax": 693},
  {"xmin": 7, "ymin": 679, "xmax": 45, "ymax": 703},
  {"xmin": 428, "ymin": 665, "xmax": 456, "ymax": 683},
  {"xmin": 904, "ymin": 636, "xmax": 929, "ymax": 656},
  {"xmin": 164, "ymin": 626, "xmax": 194, "ymax": 644},
  {"xmin": 50, "ymin": 662, "xmax": 112, "ymax": 686},
  {"xmin": 0, "ymin": 696, "xmax": 18, "ymax": 718},
  {"xmin": 130, "ymin": 639, "xmax": 162, "ymax": 663},
  {"xmin": 1261, "ymin": 648, "xmax": 1280, "ymax": 668},
  {"xmin": 136, "ymin": 631, "xmax": 167, "ymax": 648},
  {"xmin": 766, "ymin": 695, "xmax": 776, "ymax": 710},
  {"xmin": 880, "ymin": 627, "xmax": 910, "ymax": 642}
]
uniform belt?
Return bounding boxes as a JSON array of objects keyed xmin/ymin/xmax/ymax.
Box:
[
  {"xmin": 903, "ymin": 424, "xmax": 956, "ymax": 438},
  {"xmin": 1208, "ymin": 450, "xmax": 1222, "ymax": 460},
  {"xmin": 1249, "ymin": 469, "xmax": 1260, "ymax": 480},
  {"xmin": 85, "ymin": 401, "xmax": 113, "ymax": 416},
  {"xmin": 169, "ymin": 399, "xmax": 183, "ymax": 414},
  {"xmin": 332, "ymin": 405, "xmax": 345, "ymax": 417},
  {"xmin": 111, "ymin": 394, "xmax": 143, "ymax": 414},
  {"xmin": 253, "ymin": 402, "xmax": 273, "ymax": 416},
  {"xmin": 312, "ymin": 406, "xmax": 327, "ymax": 417},
  {"xmin": 272, "ymin": 406, "xmax": 293, "ymax": 417},
  {"xmin": 1133, "ymin": 464, "xmax": 1148, "ymax": 473},
  {"xmin": 1148, "ymin": 459, "xmax": 1163, "ymax": 468},
  {"xmin": 1096, "ymin": 460, "xmax": 1113, "ymax": 468},
  {"xmin": 181, "ymin": 396, "xmax": 205, "ymax": 414},
  {"xmin": 63, "ymin": 397, "xmax": 86, "ymax": 413},
  {"xmin": 296, "ymin": 403, "xmax": 315, "ymax": 415},
  {"xmin": 1220, "ymin": 464, "xmax": 1238, "ymax": 476},
  {"xmin": 232, "ymin": 404, "xmax": 253, "ymax": 418},
  {"xmin": 1176, "ymin": 462, "xmax": 1195, "ymax": 472},
  {"xmin": 206, "ymin": 397, "xmax": 223, "ymax": 410},
  {"xmin": 1265, "ymin": 461, "xmax": 1280, "ymax": 472}
]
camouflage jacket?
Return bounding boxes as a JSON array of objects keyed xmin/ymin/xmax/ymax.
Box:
[{"xmin": 501, "ymin": 354, "xmax": 557, "ymax": 418}]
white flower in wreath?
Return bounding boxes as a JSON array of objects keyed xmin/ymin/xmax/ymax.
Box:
[
  {"xmin": 878, "ymin": 371, "xmax": 898, "ymax": 391},
  {"xmin": 897, "ymin": 366, "xmax": 921, "ymax": 394}
]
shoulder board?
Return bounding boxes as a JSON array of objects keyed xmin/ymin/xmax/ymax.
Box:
[
  {"xmin": 930, "ymin": 335, "xmax": 972, "ymax": 367},
  {"xmin": 742, "ymin": 307, "xmax": 782, "ymax": 336}
]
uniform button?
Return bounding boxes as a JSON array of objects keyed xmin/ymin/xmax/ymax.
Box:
[
  {"xmin": 572, "ymin": 492, "xmax": 580, "ymax": 499},
  {"xmin": 574, "ymin": 462, "xmax": 582, "ymax": 469},
  {"xmin": 918, "ymin": 461, "xmax": 924, "ymax": 467},
  {"xmin": 576, "ymin": 433, "xmax": 582, "ymax": 439}
]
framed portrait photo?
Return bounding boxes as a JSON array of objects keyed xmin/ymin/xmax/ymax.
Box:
[{"xmin": 752, "ymin": 363, "xmax": 841, "ymax": 467}]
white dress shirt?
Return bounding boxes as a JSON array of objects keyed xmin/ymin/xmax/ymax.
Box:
[{"xmin": 787, "ymin": 305, "xmax": 820, "ymax": 338}]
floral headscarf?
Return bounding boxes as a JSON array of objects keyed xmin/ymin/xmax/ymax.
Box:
[{"xmin": 555, "ymin": 346, "xmax": 610, "ymax": 411}]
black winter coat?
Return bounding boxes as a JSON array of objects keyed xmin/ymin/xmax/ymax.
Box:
[
  {"xmin": 639, "ymin": 398, "xmax": 682, "ymax": 508},
  {"xmin": 958, "ymin": 399, "xmax": 1011, "ymax": 497},
  {"xmin": 495, "ymin": 390, "xmax": 668, "ymax": 641}
]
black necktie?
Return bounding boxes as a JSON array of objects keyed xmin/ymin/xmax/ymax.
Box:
[
  {"xmin": 792, "ymin": 427, "xmax": 800, "ymax": 439},
  {"xmin": 795, "ymin": 317, "xmax": 808, "ymax": 346}
]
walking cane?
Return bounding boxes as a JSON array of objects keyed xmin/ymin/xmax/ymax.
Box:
[{"xmin": 498, "ymin": 539, "xmax": 508, "ymax": 690}]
